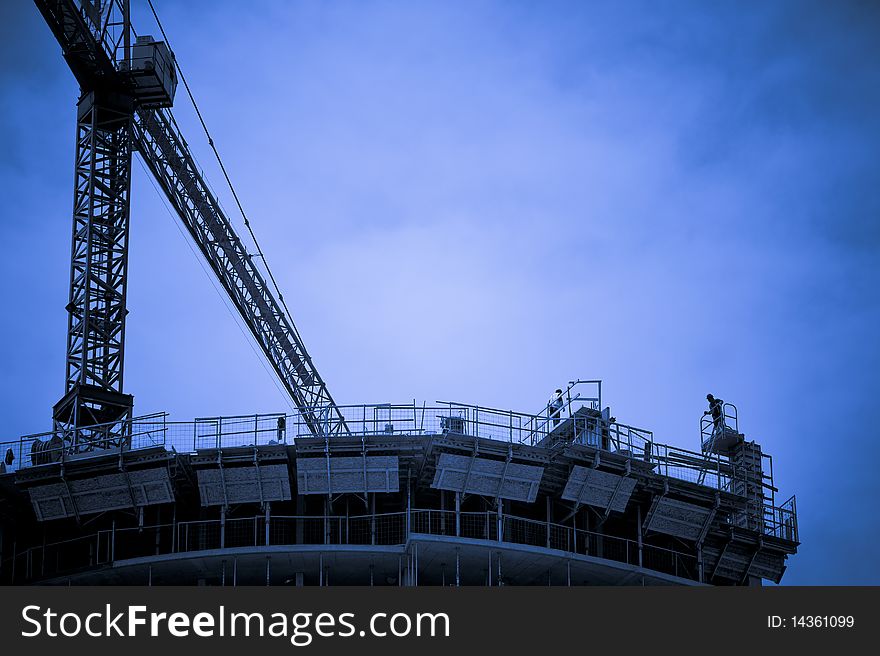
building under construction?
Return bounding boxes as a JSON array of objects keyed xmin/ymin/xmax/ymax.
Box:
[{"xmin": 0, "ymin": 1, "xmax": 798, "ymax": 586}]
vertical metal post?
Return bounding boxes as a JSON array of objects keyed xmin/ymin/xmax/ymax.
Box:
[
  {"xmin": 455, "ymin": 548, "xmax": 460, "ymax": 587},
  {"xmin": 122, "ymin": 0, "xmax": 131, "ymax": 64},
  {"xmin": 265, "ymin": 502, "xmax": 270, "ymax": 546},
  {"xmin": 406, "ymin": 475, "xmax": 412, "ymax": 538},
  {"xmin": 220, "ymin": 506, "xmax": 226, "ymax": 549},
  {"xmin": 319, "ymin": 554, "xmax": 324, "ymax": 586},
  {"xmin": 698, "ymin": 545, "xmax": 704, "ymax": 583},
  {"xmin": 370, "ymin": 494, "xmax": 376, "ymax": 546},
  {"xmin": 148, "ymin": 564, "xmax": 152, "ymax": 587},
  {"xmin": 546, "ymin": 496, "xmax": 551, "ymax": 548},
  {"xmin": 637, "ymin": 504, "xmax": 643, "ymax": 568},
  {"xmin": 233, "ymin": 556, "xmax": 237, "ymax": 587},
  {"xmin": 455, "ymin": 492, "xmax": 461, "ymax": 537},
  {"xmin": 111, "ymin": 519, "xmax": 116, "ymax": 562},
  {"xmin": 265, "ymin": 555, "xmax": 270, "ymax": 586}
]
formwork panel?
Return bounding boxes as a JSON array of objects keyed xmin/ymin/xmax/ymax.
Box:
[
  {"xmin": 561, "ymin": 466, "xmax": 637, "ymax": 513},
  {"xmin": 27, "ymin": 468, "xmax": 175, "ymax": 521},
  {"xmin": 646, "ymin": 497, "xmax": 712, "ymax": 540},
  {"xmin": 197, "ymin": 464, "xmax": 291, "ymax": 506},
  {"xmin": 703, "ymin": 543, "xmax": 786, "ymax": 583},
  {"xmin": 430, "ymin": 453, "xmax": 543, "ymax": 502},
  {"xmin": 296, "ymin": 456, "xmax": 399, "ymax": 495}
]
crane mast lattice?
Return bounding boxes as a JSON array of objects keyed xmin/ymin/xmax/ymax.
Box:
[{"xmin": 35, "ymin": 0, "xmax": 347, "ymax": 440}]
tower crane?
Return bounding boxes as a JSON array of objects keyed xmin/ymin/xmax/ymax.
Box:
[{"xmin": 34, "ymin": 0, "xmax": 348, "ymax": 441}]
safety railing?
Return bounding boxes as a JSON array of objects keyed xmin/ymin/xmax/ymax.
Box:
[
  {"xmin": 0, "ymin": 395, "xmax": 794, "ymax": 540},
  {"xmin": 701, "ymin": 402, "xmax": 739, "ymax": 452},
  {"xmin": 0, "ymin": 510, "xmax": 701, "ymax": 585},
  {"xmin": 0, "ymin": 407, "xmax": 770, "ymax": 509},
  {"xmin": 0, "ymin": 414, "xmax": 169, "ymax": 473},
  {"xmin": 763, "ymin": 495, "xmax": 798, "ymax": 542}
]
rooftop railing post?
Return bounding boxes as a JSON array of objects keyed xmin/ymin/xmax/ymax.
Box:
[
  {"xmin": 265, "ymin": 502, "xmax": 271, "ymax": 546},
  {"xmin": 546, "ymin": 497, "xmax": 551, "ymax": 549},
  {"xmin": 637, "ymin": 504, "xmax": 643, "ymax": 569}
]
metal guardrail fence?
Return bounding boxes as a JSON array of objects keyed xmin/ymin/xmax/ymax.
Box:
[
  {"xmin": 0, "ymin": 401, "xmax": 797, "ymax": 542},
  {"xmin": 0, "ymin": 510, "xmax": 699, "ymax": 585}
]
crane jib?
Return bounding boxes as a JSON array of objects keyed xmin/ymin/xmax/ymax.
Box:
[
  {"xmin": 34, "ymin": 0, "xmax": 349, "ymax": 437},
  {"xmin": 133, "ymin": 109, "xmax": 349, "ymax": 438}
]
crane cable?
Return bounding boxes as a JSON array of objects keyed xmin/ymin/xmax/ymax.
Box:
[{"xmin": 145, "ymin": 0, "xmax": 300, "ymax": 330}]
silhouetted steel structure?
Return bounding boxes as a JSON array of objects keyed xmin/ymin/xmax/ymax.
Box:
[
  {"xmin": 37, "ymin": 0, "xmax": 345, "ymax": 440},
  {"xmin": 0, "ymin": 2, "xmax": 800, "ymax": 586}
]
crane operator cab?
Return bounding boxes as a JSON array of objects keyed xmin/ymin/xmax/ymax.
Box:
[{"xmin": 120, "ymin": 35, "xmax": 178, "ymax": 107}]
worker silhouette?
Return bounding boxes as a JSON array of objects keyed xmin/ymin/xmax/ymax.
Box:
[
  {"xmin": 0, "ymin": 447, "xmax": 13, "ymax": 474},
  {"xmin": 704, "ymin": 394, "xmax": 725, "ymax": 436},
  {"xmin": 276, "ymin": 415, "xmax": 286, "ymax": 443},
  {"xmin": 550, "ymin": 389, "xmax": 564, "ymax": 427}
]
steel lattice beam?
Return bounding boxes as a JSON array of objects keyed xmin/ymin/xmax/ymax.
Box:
[
  {"xmin": 133, "ymin": 109, "xmax": 348, "ymax": 437},
  {"xmin": 37, "ymin": 0, "xmax": 348, "ymax": 439},
  {"xmin": 65, "ymin": 95, "xmax": 132, "ymax": 395},
  {"xmin": 54, "ymin": 91, "xmax": 136, "ymax": 435}
]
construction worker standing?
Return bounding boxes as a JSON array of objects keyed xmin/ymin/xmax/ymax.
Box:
[
  {"xmin": 550, "ymin": 389, "xmax": 565, "ymax": 427},
  {"xmin": 704, "ymin": 394, "xmax": 725, "ymax": 435}
]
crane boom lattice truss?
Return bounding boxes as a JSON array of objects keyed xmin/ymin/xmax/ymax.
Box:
[
  {"xmin": 36, "ymin": 0, "xmax": 347, "ymax": 438},
  {"xmin": 133, "ymin": 109, "xmax": 346, "ymax": 436}
]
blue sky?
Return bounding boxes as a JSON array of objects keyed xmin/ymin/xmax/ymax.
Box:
[{"xmin": 1, "ymin": 0, "xmax": 878, "ymax": 584}]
